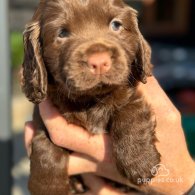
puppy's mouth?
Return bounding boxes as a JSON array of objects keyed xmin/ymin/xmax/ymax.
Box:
[
  {"xmin": 62, "ymin": 62, "xmax": 130, "ymax": 94},
  {"xmin": 63, "ymin": 62, "xmax": 129, "ymax": 95},
  {"xmin": 63, "ymin": 77, "xmax": 119, "ymax": 98},
  {"xmin": 61, "ymin": 42, "xmax": 130, "ymax": 93}
]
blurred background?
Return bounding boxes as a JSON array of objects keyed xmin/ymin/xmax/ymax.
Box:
[{"xmin": 0, "ymin": 0, "xmax": 194, "ymax": 194}]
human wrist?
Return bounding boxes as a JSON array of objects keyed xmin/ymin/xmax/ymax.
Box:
[
  {"xmin": 181, "ymin": 166, "xmax": 195, "ymax": 195},
  {"xmin": 149, "ymin": 160, "xmax": 195, "ymax": 195}
]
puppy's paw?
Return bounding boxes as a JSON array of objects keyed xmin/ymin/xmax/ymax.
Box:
[
  {"xmin": 29, "ymin": 132, "xmax": 70, "ymax": 195},
  {"xmin": 29, "ymin": 174, "xmax": 70, "ymax": 195},
  {"xmin": 115, "ymin": 145, "xmax": 161, "ymax": 185}
]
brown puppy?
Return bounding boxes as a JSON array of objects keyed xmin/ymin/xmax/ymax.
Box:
[{"xmin": 21, "ymin": 0, "xmax": 161, "ymax": 194}]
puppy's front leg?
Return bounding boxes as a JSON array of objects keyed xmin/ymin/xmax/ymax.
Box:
[
  {"xmin": 110, "ymin": 92, "xmax": 161, "ymax": 185},
  {"xmin": 29, "ymin": 130, "xmax": 70, "ymax": 195}
]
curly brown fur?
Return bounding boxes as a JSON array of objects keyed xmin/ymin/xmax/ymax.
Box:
[{"xmin": 21, "ymin": 0, "xmax": 161, "ymax": 194}]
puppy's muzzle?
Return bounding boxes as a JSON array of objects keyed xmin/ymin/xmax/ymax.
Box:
[{"xmin": 85, "ymin": 43, "xmax": 116, "ymax": 75}]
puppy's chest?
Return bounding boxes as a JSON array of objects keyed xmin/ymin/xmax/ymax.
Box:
[
  {"xmin": 60, "ymin": 100, "xmax": 113, "ymax": 134},
  {"xmin": 49, "ymin": 86, "xmax": 133, "ymax": 134}
]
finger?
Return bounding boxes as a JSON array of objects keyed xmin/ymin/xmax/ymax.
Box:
[
  {"xmin": 82, "ymin": 174, "xmax": 106, "ymax": 192},
  {"xmin": 39, "ymin": 100, "xmax": 112, "ymax": 161},
  {"xmin": 68, "ymin": 153, "xmax": 97, "ymax": 175},
  {"xmin": 24, "ymin": 121, "xmax": 36, "ymax": 157},
  {"xmin": 68, "ymin": 153, "xmax": 129, "ymax": 187},
  {"xmin": 82, "ymin": 174, "xmax": 122, "ymax": 195}
]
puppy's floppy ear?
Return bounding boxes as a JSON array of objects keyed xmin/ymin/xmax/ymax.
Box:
[
  {"xmin": 21, "ymin": 19, "xmax": 47, "ymax": 104},
  {"xmin": 129, "ymin": 7, "xmax": 153, "ymax": 84},
  {"xmin": 133, "ymin": 36, "xmax": 152, "ymax": 84}
]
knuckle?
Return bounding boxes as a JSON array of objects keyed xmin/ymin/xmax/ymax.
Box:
[{"xmin": 165, "ymin": 109, "xmax": 181, "ymax": 124}]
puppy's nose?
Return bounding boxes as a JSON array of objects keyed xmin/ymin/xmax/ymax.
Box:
[{"xmin": 87, "ymin": 52, "xmax": 111, "ymax": 75}]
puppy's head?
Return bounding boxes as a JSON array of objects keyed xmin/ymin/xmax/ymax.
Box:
[{"xmin": 21, "ymin": 0, "xmax": 152, "ymax": 104}]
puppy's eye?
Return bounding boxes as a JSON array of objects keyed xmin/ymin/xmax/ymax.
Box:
[
  {"xmin": 58, "ymin": 29, "xmax": 69, "ymax": 38},
  {"xmin": 110, "ymin": 21, "xmax": 122, "ymax": 31}
]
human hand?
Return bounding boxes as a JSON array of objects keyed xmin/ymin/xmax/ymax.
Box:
[
  {"xmin": 24, "ymin": 126, "xmax": 130, "ymax": 195},
  {"xmin": 24, "ymin": 77, "xmax": 195, "ymax": 194}
]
